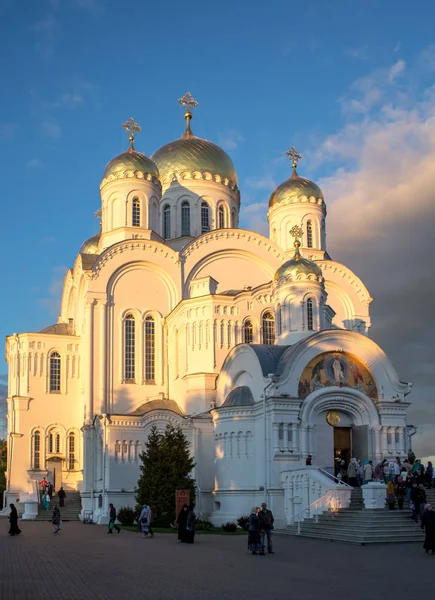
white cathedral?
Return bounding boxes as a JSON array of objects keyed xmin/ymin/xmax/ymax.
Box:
[{"xmin": 4, "ymin": 94, "xmax": 412, "ymax": 526}]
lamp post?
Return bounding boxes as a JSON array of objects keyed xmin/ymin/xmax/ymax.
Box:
[{"xmin": 263, "ymin": 374, "xmax": 278, "ymax": 504}]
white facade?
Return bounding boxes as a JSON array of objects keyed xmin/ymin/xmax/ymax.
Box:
[{"xmin": 3, "ymin": 105, "xmax": 412, "ymax": 525}]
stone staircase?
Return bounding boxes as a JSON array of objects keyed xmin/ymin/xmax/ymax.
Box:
[
  {"xmin": 35, "ymin": 490, "xmax": 82, "ymax": 522},
  {"xmin": 277, "ymin": 487, "xmax": 435, "ymax": 545}
]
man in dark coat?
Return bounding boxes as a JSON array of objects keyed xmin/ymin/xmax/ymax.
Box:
[
  {"xmin": 258, "ymin": 502, "xmax": 274, "ymax": 554},
  {"xmin": 108, "ymin": 503, "xmax": 121, "ymax": 534},
  {"xmin": 421, "ymin": 504, "xmax": 435, "ymax": 554},
  {"xmin": 58, "ymin": 487, "xmax": 66, "ymax": 507}
]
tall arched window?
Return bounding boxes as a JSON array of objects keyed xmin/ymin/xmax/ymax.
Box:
[
  {"xmin": 262, "ymin": 311, "xmax": 275, "ymax": 345},
  {"xmin": 243, "ymin": 320, "xmax": 253, "ymax": 344},
  {"xmin": 124, "ymin": 314, "xmax": 136, "ymax": 381},
  {"xmin": 132, "ymin": 197, "xmax": 140, "ymax": 227},
  {"xmin": 145, "ymin": 316, "xmax": 155, "ymax": 382},
  {"xmin": 201, "ymin": 202, "xmax": 210, "ymax": 233},
  {"xmin": 49, "ymin": 352, "xmax": 61, "ymax": 392},
  {"xmin": 48, "ymin": 433, "xmax": 54, "ymax": 453},
  {"xmin": 231, "ymin": 209, "xmax": 236, "ymax": 228},
  {"xmin": 68, "ymin": 432, "xmax": 75, "ymax": 470},
  {"xmin": 277, "ymin": 304, "xmax": 282, "ymax": 335},
  {"xmin": 307, "ymin": 298, "xmax": 314, "ymax": 331},
  {"xmin": 33, "ymin": 431, "xmax": 41, "ymax": 469},
  {"xmin": 181, "ymin": 201, "xmax": 190, "ymax": 236},
  {"xmin": 163, "ymin": 204, "xmax": 171, "ymax": 239},
  {"xmin": 218, "ymin": 206, "xmax": 225, "ymax": 229},
  {"xmin": 307, "ymin": 220, "xmax": 313, "ymax": 248}
]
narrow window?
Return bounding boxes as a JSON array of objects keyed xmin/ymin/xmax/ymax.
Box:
[
  {"xmin": 68, "ymin": 432, "xmax": 75, "ymax": 470},
  {"xmin": 181, "ymin": 201, "xmax": 190, "ymax": 236},
  {"xmin": 307, "ymin": 220, "xmax": 313, "ymax": 248},
  {"xmin": 33, "ymin": 432, "xmax": 41, "ymax": 469},
  {"xmin": 132, "ymin": 197, "xmax": 140, "ymax": 227},
  {"xmin": 231, "ymin": 209, "xmax": 236, "ymax": 228},
  {"xmin": 48, "ymin": 433, "xmax": 53, "ymax": 453},
  {"xmin": 201, "ymin": 202, "xmax": 210, "ymax": 233},
  {"xmin": 145, "ymin": 316, "xmax": 155, "ymax": 382},
  {"xmin": 55, "ymin": 433, "xmax": 60, "ymax": 453},
  {"xmin": 307, "ymin": 299, "xmax": 314, "ymax": 331},
  {"xmin": 218, "ymin": 206, "xmax": 225, "ymax": 229},
  {"xmin": 243, "ymin": 320, "xmax": 253, "ymax": 344},
  {"xmin": 124, "ymin": 314, "xmax": 135, "ymax": 381},
  {"xmin": 49, "ymin": 352, "xmax": 61, "ymax": 392},
  {"xmin": 163, "ymin": 204, "xmax": 171, "ymax": 239},
  {"xmin": 262, "ymin": 311, "xmax": 275, "ymax": 345},
  {"xmin": 277, "ymin": 304, "xmax": 282, "ymax": 335}
]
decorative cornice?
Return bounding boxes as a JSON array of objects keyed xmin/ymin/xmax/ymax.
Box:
[
  {"xmin": 319, "ymin": 261, "xmax": 372, "ymax": 305},
  {"xmin": 160, "ymin": 170, "xmax": 240, "ymax": 199},
  {"xmin": 267, "ymin": 195, "xmax": 325, "ymax": 215},
  {"xmin": 100, "ymin": 170, "xmax": 162, "ymax": 191}
]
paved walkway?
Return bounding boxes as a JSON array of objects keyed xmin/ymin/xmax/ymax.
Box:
[{"xmin": 0, "ymin": 521, "xmax": 432, "ymax": 600}]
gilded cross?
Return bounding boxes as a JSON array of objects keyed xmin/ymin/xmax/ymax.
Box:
[
  {"xmin": 290, "ymin": 225, "xmax": 304, "ymax": 241},
  {"xmin": 286, "ymin": 146, "xmax": 302, "ymax": 169},
  {"xmin": 178, "ymin": 92, "xmax": 199, "ymax": 113},
  {"xmin": 122, "ymin": 117, "xmax": 142, "ymax": 147},
  {"xmin": 94, "ymin": 208, "xmax": 102, "ymax": 225}
]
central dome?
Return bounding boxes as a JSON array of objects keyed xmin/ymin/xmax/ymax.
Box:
[{"xmin": 151, "ymin": 132, "xmax": 238, "ymax": 188}]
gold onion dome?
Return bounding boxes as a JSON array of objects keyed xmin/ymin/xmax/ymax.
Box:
[
  {"xmin": 79, "ymin": 232, "xmax": 101, "ymax": 255},
  {"xmin": 102, "ymin": 149, "xmax": 159, "ymax": 181},
  {"xmin": 275, "ymin": 239, "xmax": 322, "ymax": 281},
  {"xmin": 151, "ymin": 93, "xmax": 238, "ymax": 190}
]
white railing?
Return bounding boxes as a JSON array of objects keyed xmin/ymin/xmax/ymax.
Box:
[
  {"xmin": 291, "ymin": 488, "xmax": 349, "ymax": 534},
  {"xmin": 317, "ymin": 468, "xmax": 352, "ymax": 487}
]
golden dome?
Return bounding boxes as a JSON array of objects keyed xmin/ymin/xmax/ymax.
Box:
[
  {"xmin": 275, "ymin": 240, "xmax": 322, "ymax": 281},
  {"xmin": 102, "ymin": 149, "xmax": 159, "ymax": 181},
  {"xmin": 151, "ymin": 128, "xmax": 238, "ymax": 189},
  {"xmin": 79, "ymin": 232, "xmax": 101, "ymax": 255},
  {"xmin": 269, "ymin": 170, "xmax": 323, "ymax": 209}
]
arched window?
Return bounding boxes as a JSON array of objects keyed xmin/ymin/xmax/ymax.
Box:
[
  {"xmin": 132, "ymin": 197, "xmax": 140, "ymax": 227},
  {"xmin": 307, "ymin": 298, "xmax": 314, "ymax": 331},
  {"xmin": 218, "ymin": 206, "xmax": 225, "ymax": 229},
  {"xmin": 181, "ymin": 201, "xmax": 190, "ymax": 236},
  {"xmin": 49, "ymin": 352, "xmax": 61, "ymax": 392},
  {"xmin": 55, "ymin": 433, "xmax": 60, "ymax": 454},
  {"xmin": 307, "ymin": 220, "xmax": 313, "ymax": 248},
  {"xmin": 201, "ymin": 202, "xmax": 210, "ymax": 233},
  {"xmin": 231, "ymin": 209, "xmax": 236, "ymax": 228},
  {"xmin": 277, "ymin": 304, "xmax": 282, "ymax": 335},
  {"xmin": 68, "ymin": 432, "xmax": 75, "ymax": 470},
  {"xmin": 145, "ymin": 316, "xmax": 155, "ymax": 383},
  {"xmin": 48, "ymin": 433, "xmax": 53, "ymax": 453},
  {"xmin": 124, "ymin": 314, "xmax": 136, "ymax": 381},
  {"xmin": 243, "ymin": 320, "xmax": 253, "ymax": 344},
  {"xmin": 163, "ymin": 204, "xmax": 171, "ymax": 239},
  {"xmin": 262, "ymin": 311, "xmax": 275, "ymax": 345},
  {"xmin": 33, "ymin": 431, "xmax": 41, "ymax": 469}
]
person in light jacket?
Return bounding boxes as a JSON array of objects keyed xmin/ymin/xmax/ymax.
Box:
[
  {"xmin": 364, "ymin": 461, "xmax": 374, "ymax": 483},
  {"xmin": 139, "ymin": 504, "xmax": 152, "ymax": 538}
]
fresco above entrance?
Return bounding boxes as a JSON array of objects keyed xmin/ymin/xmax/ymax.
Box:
[{"xmin": 298, "ymin": 352, "xmax": 377, "ymax": 400}]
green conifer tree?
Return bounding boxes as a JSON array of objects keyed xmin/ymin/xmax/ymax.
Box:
[{"xmin": 136, "ymin": 425, "xmax": 196, "ymax": 525}]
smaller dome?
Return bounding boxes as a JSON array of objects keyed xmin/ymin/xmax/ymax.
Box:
[
  {"xmin": 275, "ymin": 241, "xmax": 322, "ymax": 281},
  {"xmin": 269, "ymin": 171, "xmax": 323, "ymax": 208},
  {"xmin": 221, "ymin": 386, "xmax": 255, "ymax": 408},
  {"xmin": 79, "ymin": 232, "xmax": 101, "ymax": 255},
  {"xmin": 102, "ymin": 149, "xmax": 159, "ymax": 181}
]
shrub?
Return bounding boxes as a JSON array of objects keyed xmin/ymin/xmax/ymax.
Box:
[
  {"xmin": 117, "ymin": 506, "xmax": 136, "ymax": 526},
  {"xmin": 237, "ymin": 515, "xmax": 249, "ymax": 531},
  {"xmin": 195, "ymin": 518, "xmax": 214, "ymax": 531},
  {"xmin": 221, "ymin": 521, "xmax": 237, "ymax": 532}
]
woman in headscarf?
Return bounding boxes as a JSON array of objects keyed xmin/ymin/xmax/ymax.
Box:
[
  {"xmin": 51, "ymin": 506, "xmax": 62, "ymax": 533},
  {"xmin": 176, "ymin": 504, "xmax": 189, "ymax": 542},
  {"xmin": 42, "ymin": 490, "xmax": 50, "ymax": 511},
  {"xmin": 185, "ymin": 506, "xmax": 196, "ymax": 544},
  {"xmin": 421, "ymin": 504, "xmax": 435, "ymax": 554},
  {"xmin": 248, "ymin": 507, "xmax": 264, "ymax": 555},
  {"xmin": 8, "ymin": 504, "xmax": 21, "ymax": 536},
  {"xmin": 138, "ymin": 504, "xmax": 152, "ymax": 538},
  {"xmin": 386, "ymin": 480, "xmax": 397, "ymax": 509}
]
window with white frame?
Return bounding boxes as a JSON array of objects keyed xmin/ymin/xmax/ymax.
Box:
[
  {"xmin": 163, "ymin": 204, "xmax": 171, "ymax": 239},
  {"xmin": 145, "ymin": 316, "xmax": 155, "ymax": 382},
  {"xmin": 124, "ymin": 314, "xmax": 136, "ymax": 381},
  {"xmin": 132, "ymin": 197, "xmax": 140, "ymax": 227},
  {"xmin": 218, "ymin": 206, "xmax": 225, "ymax": 229},
  {"xmin": 277, "ymin": 304, "xmax": 282, "ymax": 335},
  {"xmin": 68, "ymin": 432, "xmax": 75, "ymax": 470},
  {"xmin": 307, "ymin": 298, "xmax": 314, "ymax": 330},
  {"xmin": 243, "ymin": 320, "xmax": 253, "ymax": 344},
  {"xmin": 307, "ymin": 220, "xmax": 313, "ymax": 248},
  {"xmin": 201, "ymin": 202, "xmax": 210, "ymax": 233},
  {"xmin": 49, "ymin": 352, "xmax": 61, "ymax": 392},
  {"xmin": 181, "ymin": 201, "xmax": 190, "ymax": 236},
  {"xmin": 262, "ymin": 311, "xmax": 275, "ymax": 345},
  {"xmin": 33, "ymin": 431, "xmax": 41, "ymax": 469}
]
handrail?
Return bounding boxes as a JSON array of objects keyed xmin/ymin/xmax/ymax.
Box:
[
  {"xmin": 317, "ymin": 468, "xmax": 352, "ymax": 487},
  {"xmin": 291, "ymin": 488, "xmax": 350, "ymax": 534}
]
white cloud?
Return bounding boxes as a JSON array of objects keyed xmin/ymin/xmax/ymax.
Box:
[
  {"xmin": 26, "ymin": 158, "xmax": 44, "ymax": 168},
  {"xmin": 40, "ymin": 120, "xmax": 62, "ymax": 138},
  {"xmin": 344, "ymin": 46, "xmax": 369, "ymax": 60},
  {"xmin": 218, "ymin": 129, "xmax": 245, "ymax": 150},
  {"xmin": 419, "ymin": 44, "xmax": 435, "ymax": 71},
  {"xmin": 388, "ymin": 59, "xmax": 406, "ymax": 82},
  {"xmin": 245, "ymin": 175, "xmax": 276, "ymax": 190}
]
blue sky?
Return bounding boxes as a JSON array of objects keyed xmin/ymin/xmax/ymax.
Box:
[{"xmin": 1, "ymin": 0, "xmax": 435, "ymax": 453}]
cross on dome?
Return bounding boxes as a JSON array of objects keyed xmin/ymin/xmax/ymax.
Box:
[
  {"xmin": 289, "ymin": 224, "xmax": 304, "ymax": 261},
  {"xmin": 122, "ymin": 117, "xmax": 142, "ymax": 151},
  {"xmin": 286, "ymin": 146, "xmax": 302, "ymax": 173},
  {"xmin": 178, "ymin": 92, "xmax": 198, "ymax": 138}
]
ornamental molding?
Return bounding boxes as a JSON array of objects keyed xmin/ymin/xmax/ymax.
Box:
[
  {"xmin": 267, "ymin": 194, "xmax": 326, "ymax": 215},
  {"xmin": 181, "ymin": 229, "xmax": 287, "ymax": 262},
  {"xmin": 90, "ymin": 240, "xmax": 179, "ymax": 279},
  {"xmin": 160, "ymin": 170, "xmax": 240, "ymax": 198},
  {"xmin": 273, "ymin": 273, "xmax": 324, "ymax": 286},
  {"xmin": 100, "ymin": 170, "xmax": 162, "ymax": 191},
  {"xmin": 319, "ymin": 261, "xmax": 372, "ymax": 305}
]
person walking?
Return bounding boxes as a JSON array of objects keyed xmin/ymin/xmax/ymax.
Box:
[
  {"xmin": 8, "ymin": 504, "xmax": 21, "ymax": 536},
  {"xmin": 176, "ymin": 504, "xmax": 189, "ymax": 542},
  {"xmin": 305, "ymin": 455, "xmax": 312, "ymax": 466},
  {"xmin": 410, "ymin": 482, "xmax": 421, "ymax": 523},
  {"xmin": 138, "ymin": 503, "xmax": 151, "ymax": 538},
  {"xmin": 364, "ymin": 460, "xmax": 374, "ymax": 483},
  {"xmin": 47, "ymin": 482, "xmax": 54, "ymax": 500},
  {"xmin": 42, "ymin": 490, "xmax": 51, "ymax": 511},
  {"xmin": 58, "ymin": 487, "xmax": 66, "ymax": 507},
  {"xmin": 108, "ymin": 503, "xmax": 121, "ymax": 534},
  {"xmin": 424, "ymin": 462, "xmax": 433, "ymax": 489},
  {"xmin": 248, "ymin": 507, "xmax": 264, "ymax": 555},
  {"xmin": 421, "ymin": 504, "xmax": 435, "ymax": 554},
  {"xmin": 396, "ymin": 477, "xmax": 406, "ymax": 510},
  {"xmin": 185, "ymin": 506, "xmax": 196, "ymax": 544},
  {"xmin": 258, "ymin": 502, "xmax": 274, "ymax": 554},
  {"xmin": 386, "ymin": 480, "xmax": 397, "ymax": 510},
  {"xmin": 347, "ymin": 459, "xmax": 357, "ymax": 487},
  {"xmin": 52, "ymin": 506, "xmax": 62, "ymax": 533}
]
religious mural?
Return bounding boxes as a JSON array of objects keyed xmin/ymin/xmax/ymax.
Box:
[{"xmin": 298, "ymin": 352, "xmax": 377, "ymax": 400}]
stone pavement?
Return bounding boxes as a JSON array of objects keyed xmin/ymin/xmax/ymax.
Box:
[{"xmin": 0, "ymin": 521, "xmax": 432, "ymax": 600}]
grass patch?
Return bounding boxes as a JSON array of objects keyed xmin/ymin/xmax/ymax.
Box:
[{"xmin": 119, "ymin": 525, "xmax": 247, "ymax": 535}]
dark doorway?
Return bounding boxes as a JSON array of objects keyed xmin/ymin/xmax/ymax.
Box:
[{"xmin": 334, "ymin": 427, "xmax": 351, "ymax": 477}]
